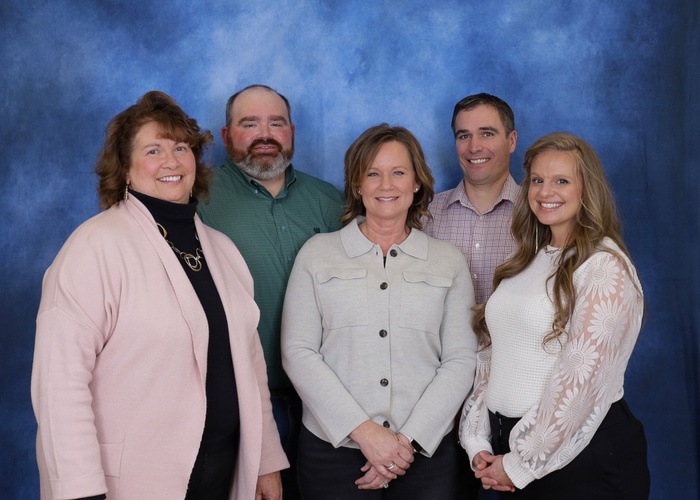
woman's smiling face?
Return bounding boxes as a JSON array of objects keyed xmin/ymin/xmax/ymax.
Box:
[
  {"xmin": 359, "ymin": 141, "xmax": 420, "ymax": 226},
  {"xmin": 127, "ymin": 121, "xmax": 196, "ymax": 204},
  {"xmin": 528, "ymin": 149, "xmax": 583, "ymax": 247}
]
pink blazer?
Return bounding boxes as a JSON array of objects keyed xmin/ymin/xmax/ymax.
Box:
[{"xmin": 31, "ymin": 197, "xmax": 288, "ymax": 500}]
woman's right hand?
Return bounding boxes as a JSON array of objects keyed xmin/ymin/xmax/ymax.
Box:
[
  {"xmin": 472, "ymin": 450, "xmax": 492, "ymax": 471},
  {"xmin": 350, "ymin": 420, "xmax": 414, "ymax": 488}
]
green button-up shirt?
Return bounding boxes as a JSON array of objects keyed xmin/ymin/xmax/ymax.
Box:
[{"xmin": 198, "ymin": 158, "xmax": 344, "ymax": 389}]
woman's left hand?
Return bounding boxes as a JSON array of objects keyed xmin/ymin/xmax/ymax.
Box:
[
  {"xmin": 474, "ymin": 454, "xmax": 515, "ymax": 492},
  {"xmin": 255, "ymin": 471, "xmax": 282, "ymax": 500},
  {"xmin": 350, "ymin": 421, "xmax": 414, "ymax": 489},
  {"xmin": 354, "ymin": 462, "xmax": 391, "ymax": 490}
]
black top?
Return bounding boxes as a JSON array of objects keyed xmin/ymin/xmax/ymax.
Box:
[{"xmin": 131, "ymin": 190, "xmax": 240, "ymax": 452}]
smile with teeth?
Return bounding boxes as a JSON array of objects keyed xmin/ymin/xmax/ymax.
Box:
[
  {"xmin": 540, "ymin": 202, "xmax": 563, "ymax": 209},
  {"xmin": 158, "ymin": 175, "xmax": 182, "ymax": 182},
  {"xmin": 253, "ymin": 145, "xmax": 278, "ymax": 152},
  {"xmin": 469, "ymin": 158, "xmax": 488, "ymax": 164},
  {"xmin": 376, "ymin": 197, "xmax": 399, "ymax": 201}
]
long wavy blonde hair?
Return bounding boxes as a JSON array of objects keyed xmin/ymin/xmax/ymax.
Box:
[{"xmin": 473, "ymin": 132, "xmax": 634, "ymax": 347}]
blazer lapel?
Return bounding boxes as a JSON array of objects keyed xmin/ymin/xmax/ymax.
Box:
[{"xmin": 124, "ymin": 199, "xmax": 209, "ymax": 381}]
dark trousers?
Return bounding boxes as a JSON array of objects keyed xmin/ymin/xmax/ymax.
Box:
[
  {"xmin": 271, "ymin": 388, "xmax": 303, "ymax": 500},
  {"xmin": 298, "ymin": 424, "xmax": 479, "ymax": 500},
  {"xmin": 184, "ymin": 441, "xmax": 237, "ymax": 500},
  {"xmin": 488, "ymin": 399, "xmax": 650, "ymax": 500}
]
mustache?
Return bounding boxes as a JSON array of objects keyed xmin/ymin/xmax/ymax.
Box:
[{"xmin": 248, "ymin": 138, "xmax": 283, "ymax": 153}]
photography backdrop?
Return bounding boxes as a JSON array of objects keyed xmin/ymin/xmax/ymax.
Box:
[{"xmin": 1, "ymin": 1, "xmax": 697, "ymax": 498}]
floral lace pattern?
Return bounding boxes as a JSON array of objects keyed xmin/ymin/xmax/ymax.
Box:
[{"xmin": 460, "ymin": 244, "xmax": 643, "ymax": 488}]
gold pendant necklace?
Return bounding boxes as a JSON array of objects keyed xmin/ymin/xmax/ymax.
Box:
[{"xmin": 157, "ymin": 223, "xmax": 204, "ymax": 272}]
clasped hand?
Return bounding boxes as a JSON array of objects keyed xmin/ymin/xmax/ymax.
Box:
[
  {"xmin": 350, "ymin": 421, "xmax": 415, "ymax": 490},
  {"xmin": 473, "ymin": 451, "xmax": 515, "ymax": 492}
]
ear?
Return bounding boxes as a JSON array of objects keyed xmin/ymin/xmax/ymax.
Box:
[
  {"xmin": 220, "ymin": 126, "xmax": 229, "ymax": 145},
  {"xmin": 508, "ymin": 130, "xmax": 518, "ymax": 154}
]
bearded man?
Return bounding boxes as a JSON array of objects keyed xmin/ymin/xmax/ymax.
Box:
[{"xmin": 198, "ymin": 84, "xmax": 343, "ymax": 500}]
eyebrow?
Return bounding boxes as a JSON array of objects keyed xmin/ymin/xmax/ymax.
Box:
[
  {"xmin": 140, "ymin": 139, "xmax": 187, "ymax": 149},
  {"xmin": 237, "ymin": 115, "xmax": 289, "ymax": 125},
  {"xmin": 454, "ymin": 125, "xmax": 499, "ymax": 138}
]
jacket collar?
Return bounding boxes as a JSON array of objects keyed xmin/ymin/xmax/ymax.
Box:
[
  {"xmin": 340, "ymin": 217, "xmax": 429, "ymax": 260},
  {"xmin": 122, "ymin": 196, "xmax": 209, "ymax": 377}
]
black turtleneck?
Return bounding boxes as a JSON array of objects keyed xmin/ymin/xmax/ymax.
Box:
[{"xmin": 130, "ymin": 190, "xmax": 240, "ymax": 454}]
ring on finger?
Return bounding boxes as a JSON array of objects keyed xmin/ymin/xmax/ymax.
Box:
[
  {"xmin": 386, "ymin": 463, "xmax": 396, "ymax": 471},
  {"xmin": 380, "ymin": 481, "xmax": 389, "ymax": 489}
]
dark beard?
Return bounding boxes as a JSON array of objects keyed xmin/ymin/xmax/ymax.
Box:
[{"xmin": 227, "ymin": 138, "xmax": 294, "ymax": 181}]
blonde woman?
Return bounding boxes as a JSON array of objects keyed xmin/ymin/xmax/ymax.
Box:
[{"xmin": 460, "ymin": 133, "xmax": 649, "ymax": 499}]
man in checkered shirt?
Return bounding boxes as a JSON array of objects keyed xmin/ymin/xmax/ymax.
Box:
[{"xmin": 423, "ymin": 93, "xmax": 521, "ymax": 498}]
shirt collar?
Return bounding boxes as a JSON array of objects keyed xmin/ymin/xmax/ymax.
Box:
[
  {"xmin": 446, "ymin": 174, "xmax": 520, "ymax": 213},
  {"xmin": 500, "ymin": 175, "xmax": 521, "ymax": 204},
  {"xmin": 340, "ymin": 217, "xmax": 429, "ymax": 260}
]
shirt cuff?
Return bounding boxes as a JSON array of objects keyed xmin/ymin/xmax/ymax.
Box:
[
  {"xmin": 464, "ymin": 438, "xmax": 493, "ymax": 471},
  {"xmin": 502, "ymin": 452, "xmax": 537, "ymax": 489}
]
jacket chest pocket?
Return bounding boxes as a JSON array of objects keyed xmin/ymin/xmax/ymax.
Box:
[
  {"xmin": 316, "ymin": 268, "xmax": 369, "ymax": 329},
  {"xmin": 399, "ymin": 271, "xmax": 453, "ymax": 334}
]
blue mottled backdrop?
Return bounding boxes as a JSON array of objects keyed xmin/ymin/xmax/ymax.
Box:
[{"xmin": 1, "ymin": 0, "xmax": 697, "ymax": 498}]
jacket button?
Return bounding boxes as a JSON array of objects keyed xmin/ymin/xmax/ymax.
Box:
[
  {"xmin": 379, "ymin": 329, "xmax": 387, "ymax": 338},
  {"xmin": 380, "ymin": 282, "xmax": 388, "ymax": 290},
  {"xmin": 390, "ymin": 249, "xmax": 398, "ymax": 257},
  {"xmin": 380, "ymin": 378, "xmax": 389, "ymax": 387},
  {"xmin": 383, "ymin": 421, "xmax": 391, "ymax": 428}
]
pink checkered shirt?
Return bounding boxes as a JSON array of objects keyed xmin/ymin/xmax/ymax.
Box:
[{"xmin": 423, "ymin": 176, "xmax": 520, "ymax": 304}]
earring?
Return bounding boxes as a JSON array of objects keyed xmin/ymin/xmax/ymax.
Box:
[
  {"xmin": 414, "ymin": 187, "xmax": 419, "ymax": 192},
  {"xmin": 123, "ymin": 184, "xmax": 129, "ymax": 202},
  {"xmin": 534, "ymin": 224, "xmax": 539, "ymax": 254}
]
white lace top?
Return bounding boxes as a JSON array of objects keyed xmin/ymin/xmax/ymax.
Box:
[{"xmin": 459, "ymin": 238, "xmax": 644, "ymax": 489}]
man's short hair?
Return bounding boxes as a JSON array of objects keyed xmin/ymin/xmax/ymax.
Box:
[
  {"xmin": 451, "ymin": 93, "xmax": 515, "ymax": 136},
  {"xmin": 224, "ymin": 84, "xmax": 292, "ymax": 128}
]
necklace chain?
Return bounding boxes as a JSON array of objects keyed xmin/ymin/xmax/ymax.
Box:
[
  {"xmin": 544, "ymin": 245, "xmax": 562, "ymax": 255},
  {"xmin": 157, "ymin": 223, "xmax": 204, "ymax": 272}
]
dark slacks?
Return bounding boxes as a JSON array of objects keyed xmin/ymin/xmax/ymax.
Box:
[
  {"xmin": 271, "ymin": 388, "xmax": 303, "ymax": 500},
  {"xmin": 489, "ymin": 399, "xmax": 650, "ymax": 500},
  {"xmin": 184, "ymin": 440, "xmax": 238, "ymax": 500},
  {"xmin": 298, "ymin": 424, "xmax": 479, "ymax": 500}
]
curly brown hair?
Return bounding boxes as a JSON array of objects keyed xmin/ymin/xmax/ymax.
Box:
[
  {"xmin": 341, "ymin": 124, "xmax": 434, "ymax": 230},
  {"xmin": 95, "ymin": 91, "xmax": 213, "ymax": 209}
]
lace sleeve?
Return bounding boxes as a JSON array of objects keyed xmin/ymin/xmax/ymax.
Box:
[
  {"xmin": 459, "ymin": 345, "xmax": 494, "ymax": 465},
  {"xmin": 502, "ymin": 251, "xmax": 644, "ymax": 489}
]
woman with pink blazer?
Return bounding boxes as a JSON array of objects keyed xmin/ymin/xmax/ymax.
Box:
[{"xmin": 31, "ymin": 91, "xmax": 288, "ymax": 500}]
